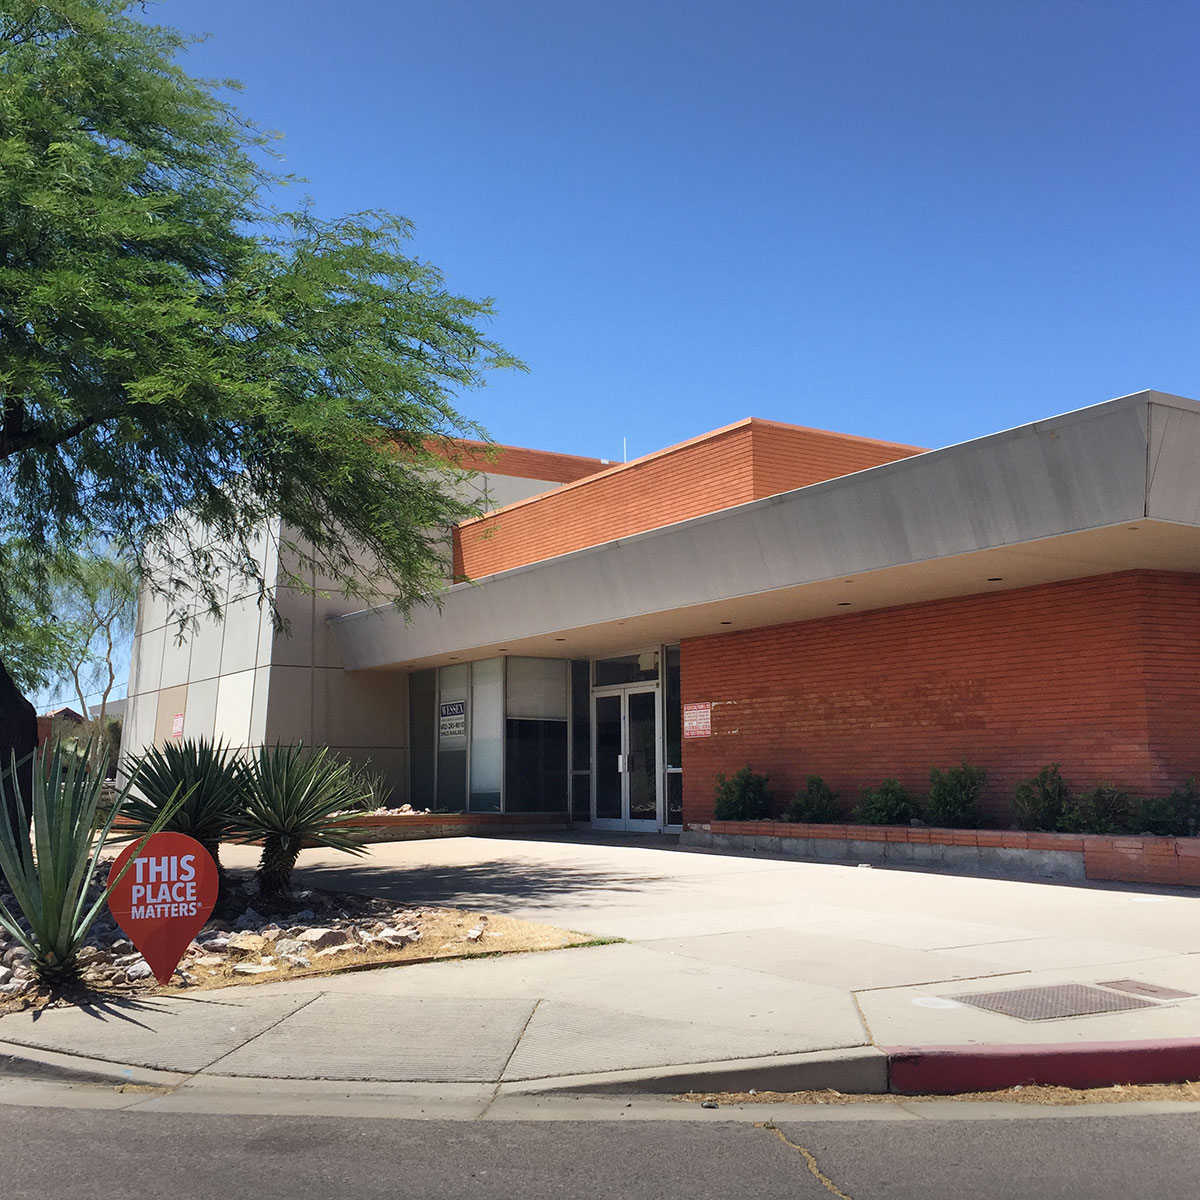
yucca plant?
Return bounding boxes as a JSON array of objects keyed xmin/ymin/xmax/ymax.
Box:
[
  {"xmin": 121, "ymin": 738, "xmax": 245, "ymax": 900},
  {"xmin": 0, "ymin": 744, "xmax": 181, "ymax": 987},
  {"xmin": 236, "ymin": 744, "xmax": 370, "ymax": 898}
]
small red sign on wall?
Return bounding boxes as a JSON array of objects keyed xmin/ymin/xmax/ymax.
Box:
[
  {"xmin": 107, "ymin": 833, "xmax": 218, "ymax": 984},
  {"xmin": 171, "ymin": 712, "xmax": 184, "ymax": 737},
  {"xmin": 683, "ymin": 702, "xmax": 712, "ymax": 738}
]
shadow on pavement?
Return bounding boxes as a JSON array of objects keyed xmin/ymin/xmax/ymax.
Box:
[{"xmin": 277, "ymin": 853, "xmax": 681, "ymax": 914}]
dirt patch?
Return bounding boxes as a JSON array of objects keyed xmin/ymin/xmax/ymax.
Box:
[
  {"xmin": 680, "ymin": 1081, "xmax": 1200, "ymax": 1107},
  {"xmin": 0, "ymin": 879, "xmax": 613, "ymax": 1015}
]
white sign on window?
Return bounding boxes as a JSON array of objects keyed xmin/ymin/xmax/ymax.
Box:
[{"xmin": 439, "ymin": 700, "xmax": 466, "ymax": 745}]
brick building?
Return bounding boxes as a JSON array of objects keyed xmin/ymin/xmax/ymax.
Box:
[{"xmin": 124, "ymin": 390, "xmax": 1200, "ymax": 830}]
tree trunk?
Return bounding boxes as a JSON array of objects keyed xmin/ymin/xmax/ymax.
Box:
[
  {"xmin": 0, "ymin": 657, "xmax": 37, "ymax": 853},
  {"xmin": 257, "ymin": 834, "xmax": 300, "ymax": 899}
]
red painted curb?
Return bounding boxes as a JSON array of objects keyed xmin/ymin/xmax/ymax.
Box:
[{"xmin": 884, "ymin": 1039, "xmax": 1200, "ymax": 1094}]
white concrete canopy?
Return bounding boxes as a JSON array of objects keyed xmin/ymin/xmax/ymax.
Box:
[{"xmin": 328, "ymin": 391, "xmax": 1200, "ymax": 672}]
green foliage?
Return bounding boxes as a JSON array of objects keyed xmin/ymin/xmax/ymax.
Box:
[
  {"xmin": 788, "ymin": 775, "xmax": 841, "ymax": 823},
  {"xmin": 349, "ymin": 762, "xmax": 394, "ymax": 812},
  {"xmin": 713, "ymin": 765, "xmax": 774, "ymax": 821},
  {"xmin": 236, "ymin": 744, "xmax": 371, "ymax": 896},
  {"xmin": 0, "ymin": 0, "xmax": 523, "ymax": 662},
  {"xmin": 1128, "ymin": 779, "xmax": 1200, "ymax": 837},
  {"xmin": 122, "ymin": 738, "xmax": 245, "ymax": 883},
  {"xmin": 1065, "ymin": 783, "xmax": 1135, "ymax": 835},
  {"xmin": 924, "ymin": 762, "xmax": 987, "ymax": 829},
  {"xmin": 0, "ymin": 742, "xmax": 178, "ymax": 985},
  {"xmin": 854, "ymin": 779, "xmax": 919, "ymax": 825},
  {"xmin": 1012, "ymin": 764, "xmax": 1071, "ymax": 832}
]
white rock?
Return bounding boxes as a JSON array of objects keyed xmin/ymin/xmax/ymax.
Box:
[
  {"xmin": 465, "ymin": 928, "xmax": 483, "ymax": 942},
  {"xmin": 125, "ymin": 962, "xmax": 153, "ymax": 981},
  {"xmin": 231, "ymin": 963, "xmax": 276, "ymax": 975},
  {"xmin": 280, "ymin": 954, "xmax": 311, "ymax": 969},
  {"xmin": 194, "ymin": 955, "xmax": 224, "ymax": 967},
  {"xmin": 115, "ymin": 952, "xmax": 144, "ymax": 967},
  {"xmin": 295, "ymin": 928, "xmax": 352, "ymax": 949},
  {"xmin": 226, "ymin": 932, "xmax": 267, "ymax": 956},
  {"xmin": 373, "ymin": 929, "xmax": 415, "ymax": 948},
  {"xmin": 258, "ymin": 925, "xmax": 282, "ymax": 941},
  {"xmin": 273, "ymin": 937, "xmax": 308, "ymax": 958},
  {"xmin": 0, "ymin": 979, "xmax": 32, "ymax": 996},
  {"xmin": 313, "ymin": 945, "xmax": 352, "ymax": 960},
  {"xmin": 200, "ymin": 935, "xmax": 231, "ymax": 952},
  {"xmin": 0, "ymin": 965, "xmax": 11, "ymax": 985}
]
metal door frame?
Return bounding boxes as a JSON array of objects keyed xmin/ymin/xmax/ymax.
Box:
[{"xmin": 590, "ymin": 682, "xmax": 662, "ymax": 831}]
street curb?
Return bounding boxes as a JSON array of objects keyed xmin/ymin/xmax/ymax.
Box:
[
  {"xmin": 499, "ymin": 1046, "xmax": 889, "ymax": 1096},
  {"xmin": 885, "ymin": 1039, "xmax": 1200, "ymax": 1094},
  {"xmin": 0, "ymin": 1039, "xmax": 188, "ymax": 1089}
]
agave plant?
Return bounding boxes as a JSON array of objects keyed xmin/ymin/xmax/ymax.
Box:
[
  {"xmin": 122, "ymin": 738, "xmax": 245, "ymax": 897},
  {"xmin": 236, "ymin": 743, "xmax": 370, "ymax": 897},
  {"xmin": 0, "ymin": 744, "xmax": 180, "ymax": 987}
]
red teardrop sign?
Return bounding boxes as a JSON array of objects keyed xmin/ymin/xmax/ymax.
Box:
[{"xmin": 107, "ymin": 832, "xmax": 219, "ymax": 985}]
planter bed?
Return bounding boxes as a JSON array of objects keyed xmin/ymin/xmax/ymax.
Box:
[
  {"xmin": 681, "ymin": 820, "xmax": 1200, "ymax": 888},
  {"xmin": 342, "ymin": 811, "xmax": 571, "ymax": 843}
]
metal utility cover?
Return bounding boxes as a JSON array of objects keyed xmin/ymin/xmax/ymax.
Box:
[
  {"xmin": 1098, "ymin": 979, "xmax": 1196, "ymax": 1001},
  {"xmin": 952, "ymin": 983, "xmax": 1156, "ymax": 1021}
]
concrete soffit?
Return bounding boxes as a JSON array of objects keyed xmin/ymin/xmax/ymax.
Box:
[{"xmin": 328, "ymin": 393, "xmax": 1200, "ymax": 672}]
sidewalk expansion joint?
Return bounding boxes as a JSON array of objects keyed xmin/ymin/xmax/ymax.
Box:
[
  {"xmin": 850, "ymin": 968, "xmax": 1030, "ymax": 995},
  {"xmin": 483, "ymin": 998, "xmax": 542, "ymax": 1116},
  {"xmin": 195, "ymin": 991, "xmax": 327, "ymax": 1076},
  {"xmin": 758, "ymin": 1121, "xmax": 855, "ymax": 1199}
]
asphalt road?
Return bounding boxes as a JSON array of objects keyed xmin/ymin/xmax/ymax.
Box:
[{"xmin": 3, "ymin": 1106, "xmax": 1200, "ymax": 1199}]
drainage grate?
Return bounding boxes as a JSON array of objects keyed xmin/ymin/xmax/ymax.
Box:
[
  {"xmin": 951, "ymin": 983, "xmax": 1157, "ymax": 1021},
  {"xmin": 1098, "ymin": 979, "xmax": 1196, "ymax": 1001}
]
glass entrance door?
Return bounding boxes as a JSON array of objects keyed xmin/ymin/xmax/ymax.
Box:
[{"xmin": 591, "ymin": 685, "xmax": 661, "ymax": 831}]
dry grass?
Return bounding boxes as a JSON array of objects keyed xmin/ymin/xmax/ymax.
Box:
[
  {"xmin": 680, "ymin": 1081, "xmax": 1200, "ymax": 1107},
  {"xmin": 0, "ymin": 907, "xmax": 610, "ymax": 1013}
]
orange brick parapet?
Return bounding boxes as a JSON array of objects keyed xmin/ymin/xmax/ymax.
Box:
[
  {"xmin": 697, "ymin": 820, "xmax": 1200, "ymax": 888},
  {"xmin": 680, "ymin": 570, "xmax": 1200, "ymax": 828},
  {"xmin": 432, "ymin": 438, "xmax": 609, "ymax": 484},
  {"xmin": 453, "ymin": 418, "xmax": 924, "ymax": 579}
]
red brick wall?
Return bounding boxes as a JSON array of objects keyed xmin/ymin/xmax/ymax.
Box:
[
  {"xmin": 455, "ymin": 420, "xmax": 923, "ymax": 579},
  {"xmin": 680, "ymin": 571, "xmax": 1200, "ymax": 825}
]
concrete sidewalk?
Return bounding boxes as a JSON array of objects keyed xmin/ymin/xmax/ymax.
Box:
[{"xmin": 0, "ymin": 835, "xmax": 1198, "ymax": 1097}]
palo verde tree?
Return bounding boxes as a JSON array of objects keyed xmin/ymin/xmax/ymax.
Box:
[{"xmin": 0, "ymin": 0, "xmax": 522, "ymax": 827}]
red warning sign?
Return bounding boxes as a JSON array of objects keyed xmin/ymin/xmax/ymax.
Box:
[{"xmin": 107, "ymin": 832, "xmax": 219, "ymax": 985}]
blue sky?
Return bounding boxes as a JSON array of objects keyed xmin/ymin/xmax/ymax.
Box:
[
  {"xmin": 38, "ymin": 0, "xmax": 1200, "ymax": 710},
  {"xmin": 161, "ymin": 0, "xmax": 1200, "ymax": 461}
]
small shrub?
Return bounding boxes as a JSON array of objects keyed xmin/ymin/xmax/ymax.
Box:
[
  {"xmin": 1165, "ymin": 777, "xmax": 1200, "ymax": 837},
  {"xmin": 788, "ymin": 776, "xmax": 841, "ymax": 823},
  {"xmin": 924, "ymin": 762, "xmax": 987, "ymax": 829},
  {"xmin": 854, "ymin": 779, "xmax": 919, "ymax": 825},
  {"xmin": 1012, "ymin": 764, "xmax": 1071, "ymax": 832},
  {"xmin": 1128, "ymin": 795, "xmax": 1184, "ymax": 837},
  {"xmin": 713, "ymin": 765, "xmax": 774, "ymax": 821},
  {"xmin": 1070, "ymin": 783, "xmax": 1135, "ymax": 835},
  {"xmin": 236, "ymin": 744, "xmax": 372, "ymax": 897}
]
